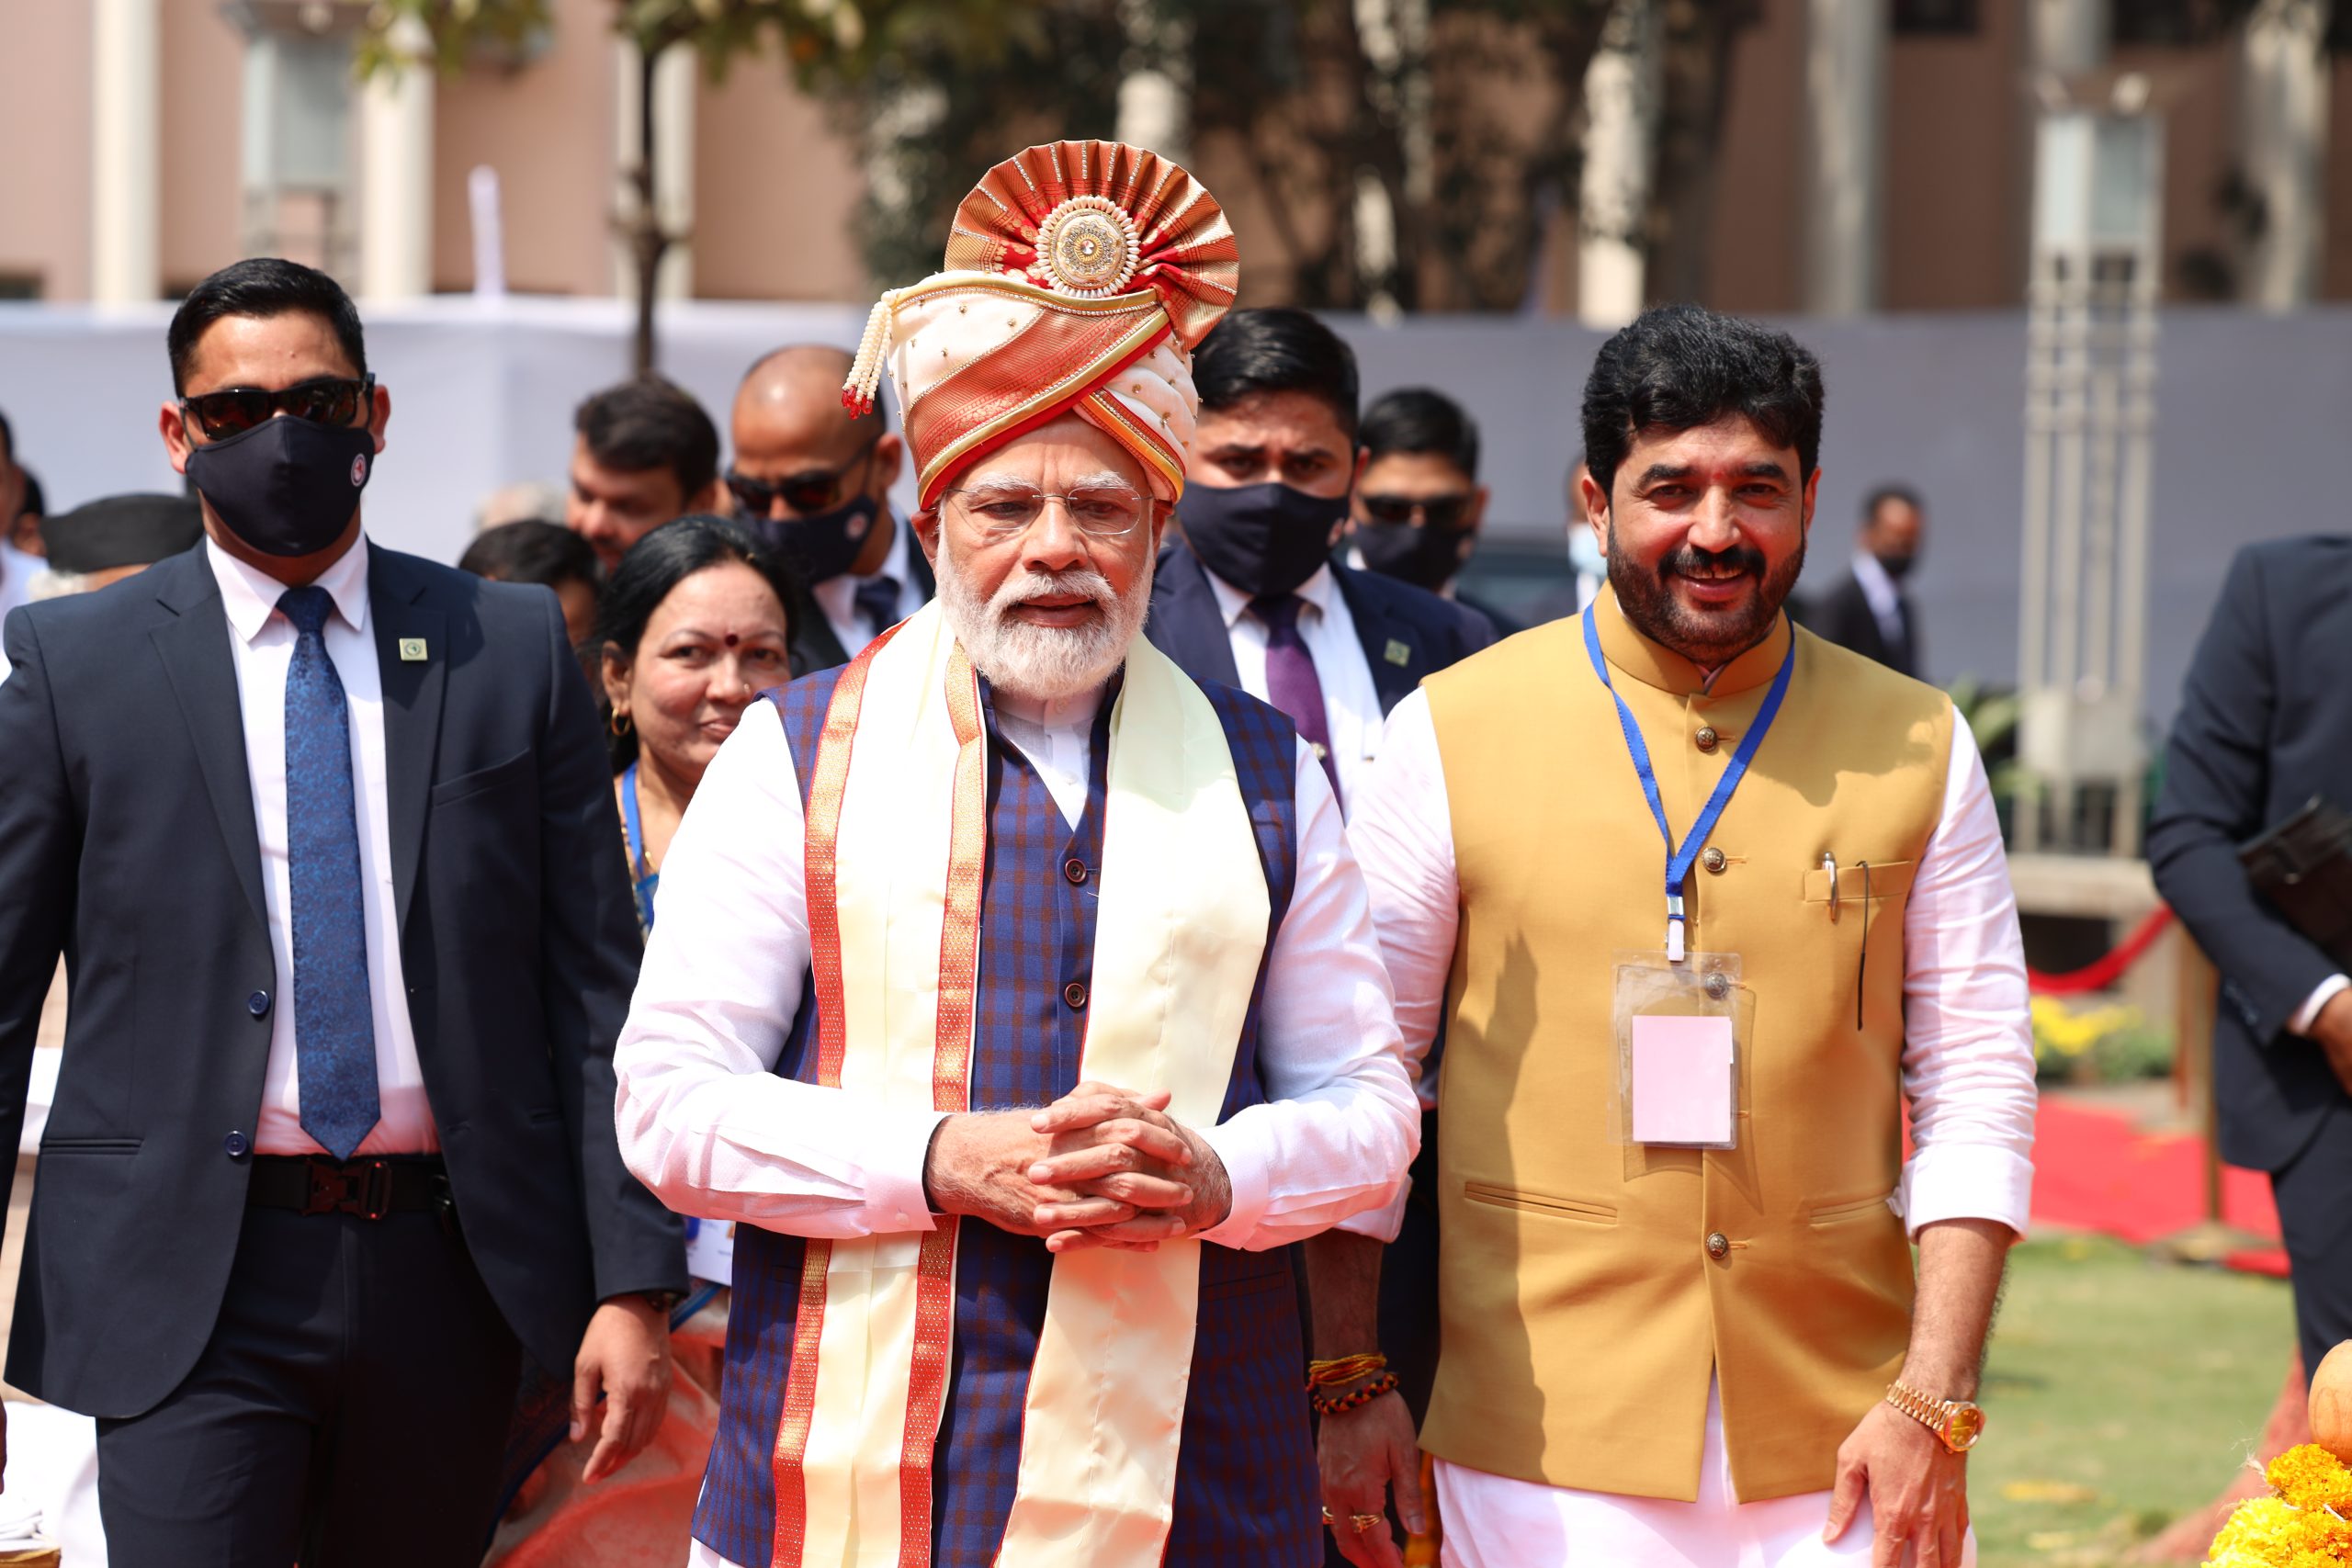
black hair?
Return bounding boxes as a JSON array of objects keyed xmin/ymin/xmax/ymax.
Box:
[
  {"xmin": 1361, "ymin": 388, "xmax": 1479, "ymax": 478},
  {"xmin": 1860, "ymin": 484, "xmax": 1922, "ymax": 524},
  {"xmin": 1193, "ymin": 307, "xmax": 1361, "ymax": 438},
  {"xmin": 19, "ymin": 468, "xmax": 42, "ymax": 519},
  {"xmin": 575, "ymin": 378, "xmax": 721, "ymax": 500},
  {"xmin": 594, "ymin": 514, "xmax": 801, "ymax": 772},
  {"xmin": 167, "ymin": 257, "xmax": 368, "ymax": 395},
  {"xmin": 0, "ymin": 406, "xmax": 13, "ymax": 464},
  {"xmin": 1579, "ymin": 304, "xmax": 1824, "ymax": 503},
  {"xmin": 459, "ymin": 519, "xmax": 602, "ymax": 593}
]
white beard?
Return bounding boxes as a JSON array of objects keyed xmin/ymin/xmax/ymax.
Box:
[{"xmin": 935, "ymin": 532, "xmax": 1152, "ymax": 703}]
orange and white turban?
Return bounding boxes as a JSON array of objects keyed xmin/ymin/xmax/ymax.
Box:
[{"xmin": 842, "ymin": 140, "xmax": 1239, "ymax": 506}]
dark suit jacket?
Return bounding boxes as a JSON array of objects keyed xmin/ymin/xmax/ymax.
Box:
[
  {"xmin": 1145, "ymin": 541, "xmax": 1497, "ymax": 716},
  {"xmin": 0, "ymin": 542, "xmax": 685, "ymax": 1417},
  {"xmin": 2149, "ymin": 536, "xmax": 2352, "ymax": 1173},
  {"xmin": 1807, "ymin": 567, "xmax": 1918, "ymax": 678},
  {"xmin": 787, "ymin": 523, "xmax": 937, "ymax": 676}
]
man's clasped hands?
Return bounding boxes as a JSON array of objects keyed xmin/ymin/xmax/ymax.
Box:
[{"xmin": 922, "ymin": 1080, "xmax": 1232, "ymax": 1252}]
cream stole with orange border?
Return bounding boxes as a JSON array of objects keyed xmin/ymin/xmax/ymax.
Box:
[{"xmin": 775, "ymin": 599, "xmax": 1271, "ymax": 1568}]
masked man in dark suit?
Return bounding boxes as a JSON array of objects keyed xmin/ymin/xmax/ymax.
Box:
[
  {"xmin": 2151, "ymin": 536, "xmax": 2352, "ymax": 1393},
  {"xmin": 0, "ymin": 258, "xmax": 687, "ymax": 1563},
  {"xmin": 1147, "ymin": 308, "xmax": 1494, "ymax": 814}
]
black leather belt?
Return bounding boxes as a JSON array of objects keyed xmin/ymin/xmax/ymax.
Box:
[{"xmin": 246, "ymin": 1155, "xmax": 450, "ymax": 1221}]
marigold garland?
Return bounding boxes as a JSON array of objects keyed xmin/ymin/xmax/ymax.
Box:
[{"xmin": 2205, "ymin": 1444, "xmax": 2352, "ymax": 1566}]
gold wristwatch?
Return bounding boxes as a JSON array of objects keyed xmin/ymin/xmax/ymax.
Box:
[{"xmin": 1884, "ymin": 1382, "xmax": 1986, "ymax": 1453}]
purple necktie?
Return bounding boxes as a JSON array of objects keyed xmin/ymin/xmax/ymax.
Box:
[{"xmin": 1252, "ymin": 594, "xmax": 1342, "ymax": 807}]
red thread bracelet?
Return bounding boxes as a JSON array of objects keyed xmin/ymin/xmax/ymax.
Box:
[{"xmin": 1310, "ymin": 1371, "xmax": 1400, "ymax": 1417}]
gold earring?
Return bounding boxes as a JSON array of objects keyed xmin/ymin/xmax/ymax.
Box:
[{"xmin": 609, "ymin": 710, "xmax": 632, "ymax": 739}]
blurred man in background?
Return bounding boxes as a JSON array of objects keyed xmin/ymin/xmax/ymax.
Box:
[
  {"xmin": 724, "ymin": 344, "xmax": 930, "ymax": 673},
  {"xmin": 1342, "ymin": 388, "xmax": 1489, "ymax": 603},
  {"xmin": 567, "ymin": 378, "xmax": 726, "ymax": 572},
  {"xmin": 2151, "ymin": 536, "xmax": 2352, "ymax": 1398},
  {"xmin": 1148, "ymin": 307, "xmax": 1493, "ymax": 817},
  {"xmin": 11, "ymin": 471, "xmax": 44, "ymax": 561},
  {"xmin": 461, "ymin": 517, "xmax": 604, "ymax": 650},
  {"xmin": 1808, "ymin": 484, "xmax": 1926, "ymax": 678},
  {"xmin": 31, "ymin": 492, "xmax": 203, "ymax": 598},
  {"xmin": 0, "ymin": 412, "xmax": 40, "ymax": 682}
]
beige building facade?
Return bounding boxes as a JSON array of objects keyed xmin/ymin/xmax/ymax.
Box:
[{"xmin": 2, "ymin": 0, "xmax": 2346, "ymax": 314}]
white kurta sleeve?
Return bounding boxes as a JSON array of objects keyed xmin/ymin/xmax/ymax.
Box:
[
  {"xmin": 613, "ymin": 702, "xmax": 946, "ymax": 1239},
  {"xmin": 1895, "ymin": 715, "xmax": 2039, "ymax": 1238},
  {"xmin": 1330, "ymin": 688, "xmax": 1458, "ymax": 1239},
  {"xmin": 1193, "ymin": 739, "xmax": 1421, "ymax": 1250}
]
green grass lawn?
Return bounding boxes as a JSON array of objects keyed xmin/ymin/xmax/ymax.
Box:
[{"xmin": 1971, "ymin": 1235, "xmax": 2298, "ymax": 1566}]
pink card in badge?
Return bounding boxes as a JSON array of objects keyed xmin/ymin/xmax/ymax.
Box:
[{"xmin": 1630, "ymin": 1013, "xmax": 1736, "ymax": 1145}]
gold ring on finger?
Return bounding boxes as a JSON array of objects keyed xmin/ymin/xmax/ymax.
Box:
[{"xmin": 1351, "ymin": 1513, "xmax": 1384, "ymax": 1534}]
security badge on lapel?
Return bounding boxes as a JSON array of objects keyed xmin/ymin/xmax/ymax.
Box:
[
  {"xmin": 397, "ymin": 637, "xmax": 428, "ymax": 662},
  {"xmin": 1583, "ymin": 610, "xmax": 1795, "ymax": 1152}
]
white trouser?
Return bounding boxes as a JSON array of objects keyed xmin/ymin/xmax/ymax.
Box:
[{"xmin": 1435, "ymin": 1382, "xmax": 1977, "ymax": 1568}]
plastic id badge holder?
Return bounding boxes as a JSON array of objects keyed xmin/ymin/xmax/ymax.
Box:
[{"xmin": 1610, "ymin": 950, "xmax": 1746, "ymax": 1150}]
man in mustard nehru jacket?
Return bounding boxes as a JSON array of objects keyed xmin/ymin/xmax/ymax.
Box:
[{"xmin": 1319, "ymin": 304, "xmax": 2038, "ymax": 1568}]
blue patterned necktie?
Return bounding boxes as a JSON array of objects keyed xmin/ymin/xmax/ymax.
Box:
[
  {"xmin": 853, "ymin": 572, "xmax": 901, "ymax": 640},
  {"xmin": 277, "ymin": 586, "xmax": 380, "ymax": 1160}
]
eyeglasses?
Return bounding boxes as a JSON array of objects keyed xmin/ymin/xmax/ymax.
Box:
[
  {"xmin": 943, "ymin": 484, "xmax": 1148, "ymax": 541},
  {"xmin": 178, "ymin": 376, "xmax": 376, "ymax": 440},
  {"xmin": 1361, "ymin": 492, "xmax": 1476, "ymax": 530},
  {"xmin": 726, "ymin": 444, "xmax": 877, "ymax": 517}
]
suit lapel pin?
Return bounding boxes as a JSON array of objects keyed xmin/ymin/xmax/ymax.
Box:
[
  {"xmin": 398, "ymin": 637, "xmax": 428, "ymax": 662},
  {"xmin": 1385, "ymin": 638, "xmax": 1412, "ymax": 667}
]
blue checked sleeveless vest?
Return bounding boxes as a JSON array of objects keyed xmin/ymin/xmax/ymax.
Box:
[{"xmin": 693, "ymin": 670, "xmax": 1319, "ymax": 1568}]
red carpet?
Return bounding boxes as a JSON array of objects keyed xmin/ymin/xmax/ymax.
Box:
[{"xmin": 2026, "ymin": 1095, "xmax": 2287, "ymax": 1273}]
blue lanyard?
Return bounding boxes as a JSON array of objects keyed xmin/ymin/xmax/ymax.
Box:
[
  {"xmin": 1583, "ymin": 610, "xmax": 1795, "ymax": 962},
  {"xmin": 621, "ymin": 761, "xmax": 657, "ymax": 932}
]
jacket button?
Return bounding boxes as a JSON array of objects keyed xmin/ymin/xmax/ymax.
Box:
[
  {"xmin": 224, "ymin": 1131, "xmax": 251, "ymax": 1160},
  {"xmin": 1062, "ymin": 981, "xmax": 1088, "ymax": 1010},
  {"xmin": 1702, "ymin": 846, "xmax": 1727, "ymax": 874},
  {"xmin": 1695, "ymin": 726, "xmax": 1720, "ymax": 753},
  {"xmin": 246, "ymin": 990, "xmax": 271, "ymax": 1019},
  {"xmin": 1064, "ymin": 858, "xmax": 1089, "ymax": 886},
  {"xmin": 1705, "ymin": 1231, "xmax": 1730, "ymax": 1260}
]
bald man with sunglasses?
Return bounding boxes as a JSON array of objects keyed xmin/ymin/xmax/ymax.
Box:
[{"xmin": 728, "ymin": 344, "xmax": 933, "ymax": 674}]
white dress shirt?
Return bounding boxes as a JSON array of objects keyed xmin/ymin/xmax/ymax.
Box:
[
  {"xmin": 209, "ymin": 537, "xmax": 435, "ymax": 1156},
  {"xmin": 809, "ymin": 515, "xmax": 930, "ymax": 660},
  {"xmin": 1346, "ymin": 687, "xmax": 2034, "ymax": 1559},
  {"xmin": 614, "ymin": 687, "xmax": 1419, "ymax": 1259},
  {"xmin": 1204, "ymin": 563, "xmax": 1385, "ymax": 814},
  {"xmin": 1850, "ymin": 551, "xmax": 1909, "ymax": 652}
]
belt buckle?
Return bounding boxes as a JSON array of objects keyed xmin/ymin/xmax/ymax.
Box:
[
  {"xmin": 351, "ymin": 1157, "xmax": 393, "ymax": 1221},
  {"xmin": 300, "ymin": 1156, "xmax": 393, "ymax": 1219}
]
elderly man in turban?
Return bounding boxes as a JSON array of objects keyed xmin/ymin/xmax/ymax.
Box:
[{"xmin": 613, "ymin": 141, "xmax": 1419, "ymax": 1568}]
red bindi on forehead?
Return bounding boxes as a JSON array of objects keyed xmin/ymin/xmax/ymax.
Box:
[{"xmin": 724, "ymin": 632, "xmax": 740, "ymax": 648}]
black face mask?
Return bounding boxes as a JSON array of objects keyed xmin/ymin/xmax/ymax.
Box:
[
  {"xmin": 1352, "ymin": 520, "xmax": 1468, "ymax": 592},
  {"xmin": 1877, "ymin": 550, "xmax": 1917, "ymax": 583},
  {"xmin": 748, "ymin": 493, "xmax": 879, "ymax": 585},
  {"xmin": 1176, "ymin": 482, "xmax": 1348, "ymax": 600},
  {"xmin": 185, "ymin": 415, "xmax": 375, "ymax": 558}
]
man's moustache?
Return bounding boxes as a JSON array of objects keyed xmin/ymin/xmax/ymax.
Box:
[{"xmin": 1661, "ymin": 547, "xmax": 1768, "ymax": 581}]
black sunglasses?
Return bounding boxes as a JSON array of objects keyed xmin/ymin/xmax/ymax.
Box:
[
  {"xmin": 1361, "ymin": 492, "xmax": 1475, "ymax": 530},
  {"xmin": 727, "ymin": 442, "xmax": 878, "ymax": 518},
  {"xmin": 179, "ymin": 375, "xmax": 377, "ymax": 440}
]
